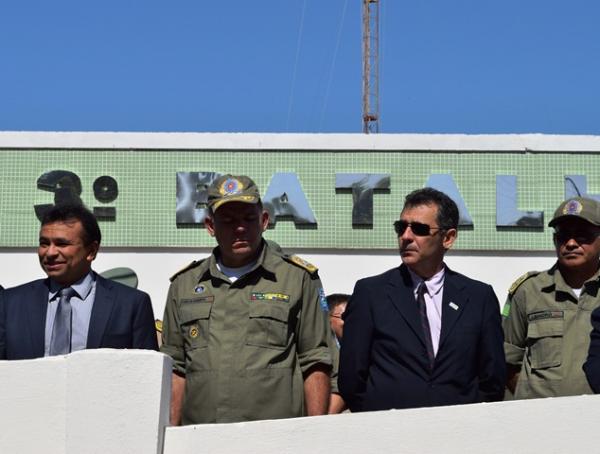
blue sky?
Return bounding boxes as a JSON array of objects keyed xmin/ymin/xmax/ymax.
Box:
[{"xmin": 1, "ymin": 1, "xmax": 599, "ymax": 134}]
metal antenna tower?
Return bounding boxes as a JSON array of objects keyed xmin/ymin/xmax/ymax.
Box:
[{"xmin": 362, "ymin": 0, "xmax": 380, "ymax": 133}]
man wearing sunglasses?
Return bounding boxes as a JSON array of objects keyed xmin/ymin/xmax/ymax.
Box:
[
  {"xmin": 503, "ymin": 197, "xmax": 600, "ymax": 399},
  {"xmin": 339, "ymin": 188, "xmax": 505, "ymax": 412}
]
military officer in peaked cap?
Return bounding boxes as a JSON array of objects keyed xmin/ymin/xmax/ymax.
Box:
[
  {"xmin": 160, "ymin": 174, "xmax": 332, "ymax": 424},
  {"xmin": 503, "ymin": 196, "xmax": 600, "ymax": 399}
]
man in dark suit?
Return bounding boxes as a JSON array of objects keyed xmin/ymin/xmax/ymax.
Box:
[
  {"xmin": 339, "ymin": 188, "xmax": 505, "ymax": 411},
  {"xmin": 584, "ymin": 306, "xmax": 600, "ymax": 393},
  {"xmin": 0, "ymin": 204, "xmax": 158, "ymax": 360}
]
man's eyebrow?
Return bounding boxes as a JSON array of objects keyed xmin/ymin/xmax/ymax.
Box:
[{"xmin": 39, "ymin": 236, "xmax": 72, "ymax": 243}]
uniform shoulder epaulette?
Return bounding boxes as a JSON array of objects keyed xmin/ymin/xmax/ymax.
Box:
[
  {"xmin": 508, "ymin": 271, "xmax": 540, "ymax": 297},
  {"xmin": 169, "ymin": 259, "xmax": 206, "ymax": 282},
  {"xmin": 284, "ymin": 254, "xmax": 318, "ymax": 274}
]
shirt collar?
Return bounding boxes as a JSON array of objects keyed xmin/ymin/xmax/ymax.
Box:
[
  {"xmin": 49, "ymin": 271, "xmax": 95, "ymax": 300},
  {"xmin": 407, "ymin": 265, "xmax": 446, "ymax": 296},
  {"xmin": 207, "ymin": 240, "xmax": 270, "ymax": 281},
  {"xmin": 551, "ymin": 262, "xmax": 600, "ymax": 297}
]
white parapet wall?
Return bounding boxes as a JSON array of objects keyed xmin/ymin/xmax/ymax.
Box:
[
  {"xmin": 164, "ymin": 395, "xmax": 600, "ymax": 454},
  {"xmin": 0, "ymin": 350, "xmax": 172, "ymax": 454},
  {"xmin": 0, "ymin": 349, "xmax": 598, "ymax": 454}
]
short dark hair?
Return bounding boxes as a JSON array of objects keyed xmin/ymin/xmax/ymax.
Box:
[
  {"xmin": 326, "ymin": 293, "xmax": 350, "ymax": 312},
  {"xmin": 403, "ymin": 187, "xmax": 459, "ymax": 230},
  {"xmin": 41, "ymin": 204, "xmax": 102, "ymax": 246}
]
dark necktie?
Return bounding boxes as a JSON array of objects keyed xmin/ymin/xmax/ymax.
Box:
[
  {"xmin": 417, "ymin": 283, "xmax": 435, "ymax": 369},
  {"xmin": 49, "ymin": 287, "xmax": 77, "ymax": 356}
]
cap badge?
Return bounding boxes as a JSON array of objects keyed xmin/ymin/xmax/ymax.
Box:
[
  {"xmin": 563, "ymin": 199, "xmax": 583, "ymax": 215},
  {"xmin": 220, "ymin": 178, "xmax": 244, "ymax": 196}
]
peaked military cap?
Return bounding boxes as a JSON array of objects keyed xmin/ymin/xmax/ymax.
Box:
[{"xmin": 549, "ymin": 196, "xmax": 600, "ymax": 227}]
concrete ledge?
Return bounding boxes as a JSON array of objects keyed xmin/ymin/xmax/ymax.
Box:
[
  {"xmin": 1, "ymin": 347, "xmax": 597, "ymax": 454},
  {"xmin": 0, "ymin": 350, "xmax": 171, "ymax": 454},
  {"xmin": 164, "ymin": 395, "xmax": 600, "ymax": 454},
  {"xmin": 0, "ymin": 356, "xmax": 66, "ymax": 452}
]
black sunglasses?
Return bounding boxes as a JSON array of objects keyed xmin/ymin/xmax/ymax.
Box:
[
  {"xmin": 554, "ymin": 229, "xmax": 600, "ymax": 245},
  {"xmin": 393, "ymin": 220, "xmax": 442, "ymax": 237}
]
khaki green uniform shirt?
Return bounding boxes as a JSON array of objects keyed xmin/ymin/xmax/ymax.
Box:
[
  {"xmin": 160, "ymin": 241, "xmax": 332, "ymax": 424},
  {"xmin": 502, "ymin": 264, "xmax": 600, "ymax": 399}
]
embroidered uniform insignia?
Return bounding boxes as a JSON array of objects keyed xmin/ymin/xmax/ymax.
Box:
[
  {"xmin": 251, "ymin": 293, "xmax": 291, "ymax": 302},
  {"xmin": 563, "ymin": 199, "xmax": 583, "ymax": 215}
]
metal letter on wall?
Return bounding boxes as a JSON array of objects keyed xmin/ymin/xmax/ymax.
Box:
[
  {"xmin": 263, "ymin": 173, "xmax": 317, "ymax": 226},
  {"xmin": 176, "ymin": 172, "xmax": 221, "ymax": 225},
  {"xmin": 496, "ymin": 175, "xmax": 543, "ymax": 227},
  {"xmin": 34, "ymin": 170, "xmax": 83, "ymax": 220},
  {"xmin": 564, "ymin": 175, "xmax": 600, "ymax": 201},
  {"xmin": 426, "ymin": 174, "xmax": 474, "ymax": 227},
  {"xmin": 92, "ymin": 175, "xmax": 119, "ymax": 220},
  {"xmin": 335, "ymin": 173, "xmax": 390, "ymax": 225}
]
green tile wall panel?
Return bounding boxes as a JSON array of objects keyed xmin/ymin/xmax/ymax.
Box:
[{"xmin": 0, "ymin": 149, "xmax": 596, "ymax": 250}]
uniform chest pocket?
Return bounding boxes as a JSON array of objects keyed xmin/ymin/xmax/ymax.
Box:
[
  {"xmin": 180, "ymin": 303, "xmax": 212, "ymax": 350},
  {"xmin": 246, "ymin": 302, "xmax": 290, "ymax": 350},
  {"xmin": 527, "ymin": 318, "xmax": 564, "ymax": 369}
]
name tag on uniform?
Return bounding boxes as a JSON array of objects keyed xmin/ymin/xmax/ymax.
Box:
[
  {"xmin": 527, "ymin": 310, "xmax": 564, "ymax": 322},
  {"xmin": 181, "ymin": 296, "xmax": 215, "ymax": 304}
]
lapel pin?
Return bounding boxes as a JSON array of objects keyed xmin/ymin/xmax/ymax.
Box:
[{"xmin": 449, "ymin": 302, "xmax": 459, "ymax": 311}]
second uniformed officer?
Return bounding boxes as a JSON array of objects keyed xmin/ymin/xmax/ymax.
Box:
[
  {"xmin": 503, "ymin": 196, "xmax": 600, "ymax": 399},
  {"xmin": 161, "ymin": 174, "xmax": 332, "ymax": 424}
]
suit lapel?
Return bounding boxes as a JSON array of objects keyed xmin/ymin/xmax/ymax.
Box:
[
  {"xmin": 439, "ymin": 269, "xmax": 468, "ymax": 348},
  {"xmin": 388, "ymin": 265, "xmax": 429, "ymax": 348},
  {"xmin": 86, "ymin": 275, "xmax": 114, "ymax": 348},
  {"xmin": 27, "ymin": 280, "xmax": 51, "ymax": 357}
]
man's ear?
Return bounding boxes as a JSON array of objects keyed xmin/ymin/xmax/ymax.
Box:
[
  {"xmin": 442, "ymin": 228, "xmax": 457, "ymax": 251},
  {"xmin": 86, "ymin": 241, "xmax": 100, "ymax": 262},
  {"xmin": 205, "ymin": 215, "xmax": 216, "ymax": 237},
  {"xmin": 261, "ymin": 210, "xmax": 269, "ymax": 232}
]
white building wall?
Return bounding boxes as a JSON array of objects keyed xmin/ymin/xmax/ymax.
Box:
[
  {"xmin": 0, "ymin": 249, "xmax": 555, "ymax": 318},
  {"xmin": 0, "ymin": 134, "xmax": 598, "ymax": 452},
  {"xmin": 0, "ymin": 131, "xmax": 586, "ymax": 315}
]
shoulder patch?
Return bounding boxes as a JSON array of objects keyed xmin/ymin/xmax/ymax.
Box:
[
  {"xmin": 286, "ymin": 254, "xmax": 318, "ymax": 274},
  {"xmin": 318, "ymin": 288, "xmax": 329, "ymax": 312},
  {"xmin": 508, "ymin": 271, "xmax": 540, "ymax": 298},
  {"xmin": 155, "ymin": 319, "xmax": 163, "ymax": 333},
  {"xmin": 169, "ymin": 259, "xmax": 205, "ymax": 282}
]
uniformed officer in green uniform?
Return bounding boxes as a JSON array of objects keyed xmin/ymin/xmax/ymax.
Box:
[
  {"xmin": 503, "ymin": 196, "xmax": 600, "ymax": 399},
  {"xmin": 160, "ymin": 174, "xmax": 332, "ymax": 424}
]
